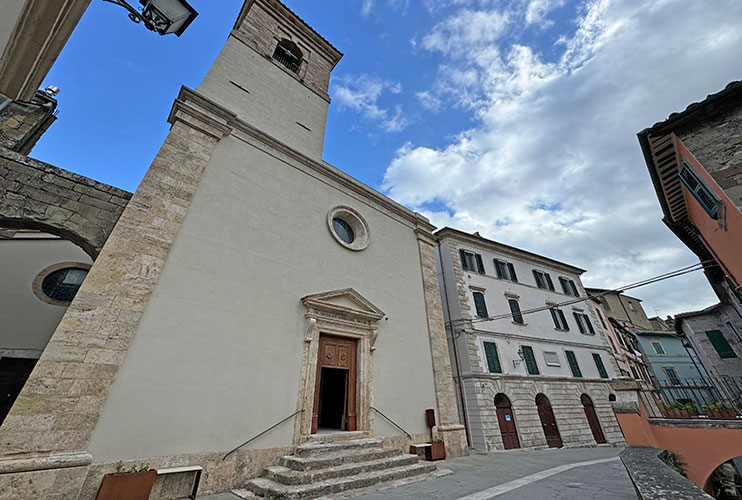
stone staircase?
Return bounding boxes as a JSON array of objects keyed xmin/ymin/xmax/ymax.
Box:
[{"xmin": 237, "ymin": 434, "xmax": 437, "ymax": 499}]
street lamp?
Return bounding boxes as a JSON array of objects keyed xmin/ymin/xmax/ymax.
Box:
[{"xmin": 103, "ymin": 0, "xmax": 198, "ymax": 37}]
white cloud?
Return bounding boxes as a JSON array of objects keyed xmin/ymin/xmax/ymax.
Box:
[
  {"xmin": 361, "ymin": 0, "xmax": 374, "ymax": 17},
  {"xmin": 381, "ymin": 0, "xmax": 742, "ymax": 316},
  {"xmin": 332, "ymin": 74, "xmax": 409, "ymax": 133},
  {"xmin": 525, "ymin": 0, "xmax": 565, "ymax": 26}
]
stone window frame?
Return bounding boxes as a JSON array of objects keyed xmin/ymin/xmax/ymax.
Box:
[
  {"xmin": 31, "ymin": 261, "xmax": 92, "ymax": 306},
  {"xmin": 327, "ymin": 205, "xmax": 370, "ymax": 251}
]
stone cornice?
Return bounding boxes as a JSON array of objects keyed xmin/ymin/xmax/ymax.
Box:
[
  {"xmin": 462, "ymin": 372, "xmax": 614, "ymax": 385},
  {"xmin": 168, "ymin": 87, "xmax": 236, "ymax": 140},
  {"xmin": 469, "ymin": 327, "xmax": 613, "ymax": 353}
]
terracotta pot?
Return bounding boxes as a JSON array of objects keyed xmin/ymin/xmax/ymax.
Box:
[
  {"xmin": 660, "ymin": 409, "xmax": 672, "ymax": 418},
  {"xmin": 708, "ymin": 409, "xmax": 736, "ymax": 419},
  {"xmin": 95, "ymin": 470, "xmax": 157, "ymax": 500},
  {"xmin": 425, "ymin": 442, "xmax": 446, "ymax": 461}
]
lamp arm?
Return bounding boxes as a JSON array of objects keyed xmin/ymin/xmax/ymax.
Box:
[{"xmin": 101, "ymin": 0, "xmax": 155, "ymax": 31}]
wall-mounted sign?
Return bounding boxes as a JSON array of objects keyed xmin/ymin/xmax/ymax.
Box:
[{"xmin": 505, "ymin": 415, "xmax": 511, "ymax": 421}]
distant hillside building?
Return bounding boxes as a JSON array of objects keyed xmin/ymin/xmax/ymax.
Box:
[{"xmin": 435, "ymin": 228, "xmax": 625, "ymax": 452}]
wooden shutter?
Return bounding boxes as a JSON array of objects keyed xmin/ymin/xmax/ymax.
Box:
[
  {"xmin": 569, "ymin": 280, "xmax": 579, "ymax": 297},
  {"xmin": 495, "ymin": 260, "xmax": 505, "ymax": 278},
  {"xmin": 679, "ymin": 163, "xmax": 720, "ymax": 219},
  {"xmin": 558, "ymin": 309, "xmax": 569, "ymax": 331},
  {"xmin": 460, "ymin": 249, "xmax": 469, "ymax": 270},
  {"xmin": 583, "ymin": 314, "xmax": 595, "ymax": 334},
  {"xmin": 522, "ymin": 345, "xmax": 539, "ymax": 375},
  {"xmin": 549, "ymin": 308, "xmax": 560, "ymax": 329},
  {"xmin": 573, "ymin": 312, "xmax": 585, "ymax": 334},
  {"xmin": 484, "ymin": 342, "xmax": 502, "ymax": 373},
  {"xmin": 545, "ymin": 273, "xmax": 554, "ymax": 291},
  {"xmin": 559, "ymin": 277, "xmax": 569, "ymax": 294},
  {"xmin": 507, "ymin": 263, "xmax": 517, "ymax": 282},
  {"xmin": 565, "ymin": 350, "xmax": 582, "ymax": 377},
  {"xmin": 533, "ymin": 270, "xmax": 544, "ymax": 288},
  {"xmin": 475, "ymin": 254, "xmax": 485, "ymax": 274},
  {"xmin": 509, "ymin": 299, "xmax": 523, "ymax": 324},
  {"xmin": 592, "ymin": 353, "xmax": 608, "ymax": 379},
  {"xmin": 705, "ymin": 330, "xmax": 737, "ymax": 358},
  {"xmin": 473, "ymin": 292, "xmax": 488, "ymax": 318}
]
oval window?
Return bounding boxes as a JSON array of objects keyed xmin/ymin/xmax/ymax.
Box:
[
  {"xmin": 332, "ymin": 218, "xmax": 355, "ymax": 244},
  {"xmin": 41, "ymin": 267, "xmax": 88, "ymax": 303}
]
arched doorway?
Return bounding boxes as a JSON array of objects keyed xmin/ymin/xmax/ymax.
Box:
[
  {"xmin": 705, "ymin": 457, "xmax": 742, "ymax": 499},
  {"xmin": 581, "ymin": 394, "xmax": 606, "ymax": 444},
  {"xmin": 495, "ymin": 393, "xmax": 520, "ymax": 450},
  {"xmin": 536, "ymin": 393, "xmax": 562, "ymax": 448}
]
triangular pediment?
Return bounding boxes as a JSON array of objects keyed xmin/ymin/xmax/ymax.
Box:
[{"xmin": 301, "ymin": 288, "xmax": 385, "ymax": 322}]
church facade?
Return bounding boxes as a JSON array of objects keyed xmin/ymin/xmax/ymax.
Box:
[{"xmin": 0, "ymin": 1, "xmax": 466, "ymax": 498}]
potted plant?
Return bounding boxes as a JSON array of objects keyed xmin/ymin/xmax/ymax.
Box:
[
  {"xmin": 95, "ymin": 463, "xmax": 156, "ymax": 500},
  {"xmin": 658, "ymin": 402, "xmax": 672, "ymax": 418},
  {"xmin": 676, "ymin": 402, "xmax": 697, "ymax": 418},
  {"xmin": 702, "ymin": 402, "xmax": 736, "ymax": 419},
  {"xmin": 425, "ymin": 438, "xmax": 446, "ymax": 461}
]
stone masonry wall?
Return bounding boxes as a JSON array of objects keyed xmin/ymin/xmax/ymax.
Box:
[
  {"xmin": 0, "ymin": 147, "xmax": 131, "ymax": 258},
  {"xmin": 676, "ymin": 105, "xmax": 742, "ymax": 209}
]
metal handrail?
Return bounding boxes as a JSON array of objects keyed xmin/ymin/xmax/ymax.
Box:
[
  {"xmin": 371, "ymin": 406, "xmax": 412, "ymax": 439},
  {"xmin": 222, "ymin": 409, "xmax": 303, "ymax": 460}
]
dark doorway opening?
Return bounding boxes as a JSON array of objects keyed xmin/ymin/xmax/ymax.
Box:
[
  {"xmin": 317, "ymin": 367, "xmax": 348, "ymax": 430},
  {"xmin": 0, "ymin": 357, "xmax": 38, "ymax": 425}
]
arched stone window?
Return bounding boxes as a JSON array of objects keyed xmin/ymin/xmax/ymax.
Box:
[{"xmin": 272, "ymin": 38, "xmax": 303, "ymax": 73}]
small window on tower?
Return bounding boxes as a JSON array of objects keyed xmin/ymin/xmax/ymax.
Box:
[{"xmin": 273, "ymin": 38, "xmax": 303, "ymax": 73}]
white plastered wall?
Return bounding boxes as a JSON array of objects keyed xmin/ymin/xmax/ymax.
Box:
[{"xmin": 88, "ymin": 135, "xmax": 438, "ymax": 461}]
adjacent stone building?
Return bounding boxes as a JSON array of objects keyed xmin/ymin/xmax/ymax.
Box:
[
  {"xmin": 435, "ymin": 228, "xmax": 624, "ymax": 452},
  {"xmin": 0, "ymin": 1, "xmax": 467, "ymax": 498},
  {"xmin": 589, "ymin": 296, "xmax": 647, "ymax": 381}
]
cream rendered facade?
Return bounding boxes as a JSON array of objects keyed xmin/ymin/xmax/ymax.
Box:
[
  {"xmin": 0, "ymin": 1, "xmax": 465, "ymax": 498},
  {"xmin": 436, "ymin": 228, "xmax": 625, "ymax": 452}
]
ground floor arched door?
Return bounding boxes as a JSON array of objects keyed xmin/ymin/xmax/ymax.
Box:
[
  {"xmin": 581, "ymin": 394, "xmax": 606, "ymax": 444},
  {"xmin": 536, "ymin": 393, "xmax": 563, "ymax": 448},
  {"xmin": 495, "ymin": 393, "xmax": 520, "ymax": 450}
]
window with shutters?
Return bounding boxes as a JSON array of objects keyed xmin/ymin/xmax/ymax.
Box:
[
  {"xmin": 565, "ymin": 350, "xmax": 582, "ymax": 377},
  {"xmin": 705, "ymin": 330, "xmax": 737, "ymax": 358},
  {"xmin": 599, "ymin": 297, "xmax": 611, "ymax": 311},
  {"xmin": 597, "ymin": 310, "xmax": 608, "ymax": 329},
  {"xmin": 494, "ymin": 259, "xmax": 518, "ymax": 282},
  {"xmin": 473, "ymin": 291, "xmax": 488, "ymax": 318},
  {"xmin": 592, "ymin": 353, "xmax": 608, "ymax": 379},
  {"xmin": 651, "ymin": 341, "xmax": 665, "ymax": 354},
  {"xmin": 509, "ymin": 298, "xmax": 524, "ymax": 324},
  {"xmin": 460, "ymin": 249, "xmax": 485, "ymax": 273},
  {"xmin": 549, "ymin": 307, "xmax": 569, "ymax": 331},
  {"xmin": 663, "ymin": 367, "xmax": 681, "ymax": 385},
  {"xmin": 573, "ymin": 312, "xmax": 595, "ymax": 335},
  {"xmin": 559, "ymin": 277, "xmax": 580, "ymax": 297},
  {"xmin": 607, "ymin": 336, "xmax": 617, "ymax": 353},
  {"xmin": 679, "ymin": 162, "xmax": 721, "ymax": 219},
  {"xmin": 533, "ymin": 270, "xmax": 554, "ymax": 290},
  {"xmin": 630, "ymin": 365, "xmax": 639, "ymax": 380},
  {"xmin": 521, "ymin": 345, "xmax": 539, "ymax": 375},
  {"xmin": 483, "ymin": 341, "xmax": 502, "ymax": 373}
]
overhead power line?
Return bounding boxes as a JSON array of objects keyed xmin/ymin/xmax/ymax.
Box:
[{"xmin": 468, "ymin": 260, "xmax": 716, "ymax": 324}]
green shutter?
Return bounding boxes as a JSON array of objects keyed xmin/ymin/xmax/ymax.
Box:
[
  {"xmin": 583, "ymin": 314, "xmax": 595, "ymax": 334},
  {"xmin": 565, "ymin": 350, "xmax": 582, "ymax": 377},
  {"xmin": 522, "ymin": 345, "xmax": 539, "ymax": 375},
  {"xmin": 592, "ymin": 353, "xmax": 608, "ymax": 379},
  {"xmin": 509, "ymin": 299, "xmax": 523, "ymax": 324},
  {"xmin": 484, "ymin": 342, "xmax": 502, "ymax": 373},
  {"xmin": 475, "ymin": 254, "xmax": 485, "ymax": 274},
  {"xmin": 545, "ymin": 273, "xmax": 554, "ymax": 291},
  {"xmin": 706, "ymin": 330, "xmax": 737, "ymax": 359},
  {"xmin": 533, "ymin": 270, "xmax": 544, "ymax": 288},
  {"xmin": 459, "ymin": 249, "xmax": 468, "ymax": 270},
  {"xmin": 507, "ymin": 262, "xmax": 518, "ymax": 282},
  {"xmin": 558, "ymin": 309, "xmax": 569, "ymax": 331},
  {"xmin": 550, "ymin": 308, "xmax": 560, "ymax": 329},
  {"xmin": 573, "ymin": 312, "xmax": 585, "ymax": 334},
  {"xmin": 473, "ymin": 292, "xmax": 488, "ymax": 318}
]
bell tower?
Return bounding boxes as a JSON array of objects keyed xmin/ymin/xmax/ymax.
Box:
[{"xmin": 197, "ymin": 0, "xmax": 343, "ymax": 160}]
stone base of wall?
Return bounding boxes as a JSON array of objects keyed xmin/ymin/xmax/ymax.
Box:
[{"xmin": 464, "ymin": 375, "xmax": 626, "ymax": 452}]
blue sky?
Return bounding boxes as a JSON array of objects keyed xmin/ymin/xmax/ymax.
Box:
[{"xmin": 32, "ymin": 0, "xmax": 742, "ymax": 317}]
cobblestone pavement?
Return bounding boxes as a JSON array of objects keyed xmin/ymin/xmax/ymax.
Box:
[{"xmin": 198, "ymin": 446, "xmax": 636, "ymax": 500}]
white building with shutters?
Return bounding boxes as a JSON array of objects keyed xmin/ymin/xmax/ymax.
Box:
[{"xmin": 435, "ymin": 227, "xmax": 625, "ymax": 452}]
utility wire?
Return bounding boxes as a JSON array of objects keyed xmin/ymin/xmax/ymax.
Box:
[{"xmin": 468, "ymin": 260, "xmax": 717, "ymax": 324}]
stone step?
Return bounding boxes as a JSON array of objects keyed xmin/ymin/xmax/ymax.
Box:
[
  {"xmin": 245, "ymin": 461, "xmax": 437, "ymax": 499},
  {"xmin": 266, "ymin": 454, "xmax": 421, "ymax": 485},
  {"xmin": 305, "ymin": 431, "xmax": 370, "ymax": 444},
  {"xmin": 280, "ymin": 448, "xmax": 401, "ymax": 472},
  {"xmin": 294, "ymin": 438, "xmax": 384, "ymax": 458}
]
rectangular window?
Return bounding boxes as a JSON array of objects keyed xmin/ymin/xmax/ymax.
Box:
[
  {"xmin": 597, "ymin": 310, "xmax": 607, "ymax": 329},
  {"xmin": 663, "ymin": 367, "xmax": 680, "ymax": 385},
  {"xmin": 651, "ymin": 341, "xmax": 665, "ymax": 354},
  {"xmin": 473, "ymin": 291, "xmax": 488, "ymax": 318},
  {"xmin": 679, "ymin": 162, "xmax": 720, "ymax": 219},
  {"xmin": 600, "ymin": 297, "xmax": 611, "ymax": 311},
  {"xmin": 630, "ymin": 365, "xmax": 639, "ymax": 380},
  {"xmin": 572, "ymin": 312, "xmax": 594, "ymax": 335},
  {"xmin": 559, "ymin": 277, "xmax": 579, "ymax": 296},
  {"xmin": 573, "ymin": 312, "xmax": 585, "ymax": 334},
  {"xmin": 509, "ymin": 298, "xmax": 524, "ymax": 324},
  {"xmin": 565, "ymin": 350, "xmax": 582, "ymax": 377},
  {"xmin": 460, "ymin": 249, "xmax": 485, "ymax": 273},
  {"xmin": 607, "ymin": 336, "xmax": 617, "ymax": 353},
  {"xmin": 521, "ymin": 345, "xmax": 539, "ymax": 375},
  {"xmin": 592, "ymin": 353, "xmax": 609, "ymax": 379},
  {"xmin": 533, "ymin": 270, "xmax": 555, "ymax": 291},
  {"xmin": 483, "ymin": 341, "xmax": 502, "ymax": 373},
  {"xmin": 550, "ymin": 307, "xmax": 569, "ymax": 330},
  {"xmin": 628, "ymin": 301, "xmax": 636, "ymax": 312},
  {"xmin": 706, "ymin": 330, "xmax": 738, "ymax": 358},
  {"xmin": 544, "ymin": 351, "xmax": 560, "ymax": 366},
  {"xmin": 493, "ymin": 259, "xmax": 518, "ymax": 282}
]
